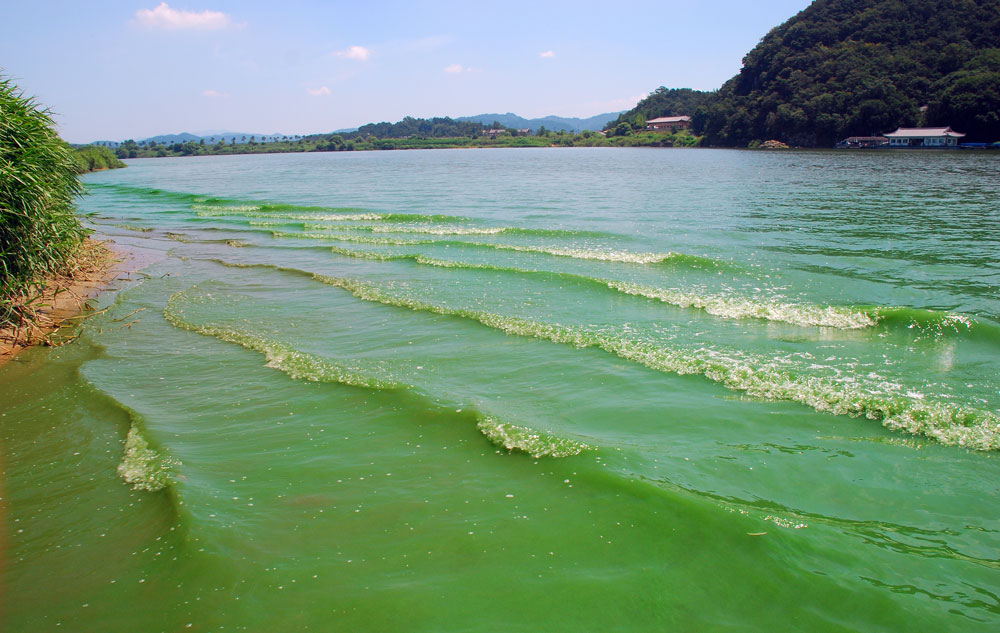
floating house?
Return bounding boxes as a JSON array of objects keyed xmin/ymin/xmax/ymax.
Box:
[
  {"xmin": 883, "ymin": 127, "xmax": 965, "ymax": 147},
  {"xmin": 646, "ymin": 116, "xmax": 691, "ymax": 131}
]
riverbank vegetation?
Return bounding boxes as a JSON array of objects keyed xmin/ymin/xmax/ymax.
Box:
[
  {"xmin": 0, "ymin": 75, "xmax": 110, "ymax": 347},
  {"xmin": 109, "ymin": 123, "xmax": 702, "ymax": 159},
  {"xmin": 71, "ymin": 144, "xmax": 126, "ymax": 173}
]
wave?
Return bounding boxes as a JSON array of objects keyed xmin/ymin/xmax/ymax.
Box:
[
  {"xmin": 476, "ymin": 415, "xmax": 591, "ymax": 458},
  {"xmin": 310, "ymin": 273, "xmax": 1000, "ymax": 451},
  {"xmin": 602, "ymin": 279, "xmax": 876, "ymax": 329},
  {"xmin": 163, "ymin": 288, "xmax": 404, "ymax": 390},
  {"xmin": 301, "ymin": 223, "xmax": 610, "ymax": 238},
  {"xmin": 248, "ymin": 203, "xmax": 470, "ymax": 224},
  {"xmin": 118, "ymin": 418, "xmax": 177, "ymax": 492},
  {"xmin": 87, "ymin": 182, "xmax": 231, "ymax": 208},
  {"xmin": 193, "ymin": 204, "xmax": 470, "ymax": 224},
  {"xmin": 323, "ymin": 245, "xmax": 876, "ymax": 329},
  {"xmin": 86, "ymin": 183, "xmax": 469, "ymax": 223},
  {"xmin": 165, "ymin": 281, "xmax": 593, "ymax": 459},
  {"xmin": 196, "ymin": 207, "xmax": 384, "ymax": 222},
  {"xmin": 485, "ymin": 243, "xmax": 722, "ymax": 266},
  {"xmin": 271, "ymin": 230, "xmax": 723, "ymax": 267},
  {"xmin": 112, "ymin": 223, "xmax": 154, "ymax": 232},
  {"xmin": 173, "ymin": 240, "xmax": 994, "ymax": 341},
  {"xmin": 323, "ymin": 244, "xmax": 993, "ymax": 336},
  {"xmin": 275, "ymin": 231, "xmax": 427, "ymax": 246},
  {"xmin": 866, "ymin": 306, "xmax": 1000, "ymax": 343},
  {"xmin": 191, "ymin": 258, "xmax": 1000, "ymax": 449}
]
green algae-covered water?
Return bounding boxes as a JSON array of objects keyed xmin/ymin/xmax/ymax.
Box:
[{"xmin": 3, "ymin": 148, "xmax": 1000, "ymax": 631}]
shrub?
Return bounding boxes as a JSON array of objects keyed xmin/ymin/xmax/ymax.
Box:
[{"xmin": 0, "ymin": 75, "xmax": 88, "ymax": 329}]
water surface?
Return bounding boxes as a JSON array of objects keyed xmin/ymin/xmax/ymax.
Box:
[{"xmin": 3, "ymin": 148, "xmax": 999, "ymax": 631}]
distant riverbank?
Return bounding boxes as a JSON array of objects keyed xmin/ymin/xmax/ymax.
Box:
[{"xmin": 111, "ymin": 129, "xmax": 702, "ymax": 159}]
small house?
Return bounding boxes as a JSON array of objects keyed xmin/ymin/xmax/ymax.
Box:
[{"xmin": 883, "ymin": 127, "xmax": 965, "ymax": 148}]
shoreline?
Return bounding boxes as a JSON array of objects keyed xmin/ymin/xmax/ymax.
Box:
[{"xmin": 0, "ymin": 238, "xmax": 138, "ymax": 366}]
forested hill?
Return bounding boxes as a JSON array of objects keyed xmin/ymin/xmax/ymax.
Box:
[
  {"xmin": 605, "ymin": 88, "xmax": 715, "ymax": 134},
  {"xmin": 622, "ymin": 0, "xmax": 1000, "ymax": 146}
]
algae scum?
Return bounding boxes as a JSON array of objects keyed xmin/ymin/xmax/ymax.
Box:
[{"xmin": 3, "ymin": 148, "xmax": 1000, "ymax": 631}]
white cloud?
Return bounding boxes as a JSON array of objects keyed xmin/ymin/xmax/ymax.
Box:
[
  {"xmin": 307, "ymin": 86, "xmax": 332, "ymax": 96},
  {"xmin": 335, "ymin": 46, "xmax": 371, "ymax": 61},
  {"xmin": 135, "ymin": 3, "xmax": 236, "ymax": 30},
  {"xmin": 202, "ymin": 89, "xmax": 223, "ymax": 97},
  {"xmin": 539, "ymin": 50, "xmax": 555, "ymax": 58}
]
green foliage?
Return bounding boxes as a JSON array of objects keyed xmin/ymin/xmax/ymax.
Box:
[
  {"xmin": 116, "ymin": 139, "xmax": 139, "ymax": 159},
  {"xmin": 354, "ymin": 116, "xmax": 485, "ymax": 139},
  {"xmin": 608, "ymin": 87, "xmax": 714, "ymax": 134},
  {"xmin": 71, "ymin": 145, "xmax": 126, "ymax": 174},
  {"xmin": 692, "ymin": 0, "xmax": 1000, "ymax": 146},
  {"xmin": 0, "ymin": 75, "xmax": 88, "ymax": 327}
]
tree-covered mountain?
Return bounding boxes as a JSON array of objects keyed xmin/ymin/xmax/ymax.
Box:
[
  {"xmin": 621, "ymin": 0, "xmax": 1000, "ymax": 146},
  {"xmin": 457, "ymin": 112, "xmax": 622, "ymax": 132}
]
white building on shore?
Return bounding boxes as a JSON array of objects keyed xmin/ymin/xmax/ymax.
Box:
[
  {"xmin": 646, "ymin": 116, "xmax": 691, "ymax": 131},
  {"xmin": 883, "ymin": 127, "xmax": 965, "ymax": 147}
]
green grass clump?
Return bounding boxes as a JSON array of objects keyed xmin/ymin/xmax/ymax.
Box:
[{"xmin": 1, "ymin": 75, "xmax": 89, "ymax": 330}]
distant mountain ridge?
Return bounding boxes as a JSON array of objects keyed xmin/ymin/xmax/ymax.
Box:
[{"xmin": 456, "ymin": 112, "xmax": 623, "ymax": 132}]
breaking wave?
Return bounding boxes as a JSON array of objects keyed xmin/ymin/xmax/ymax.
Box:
[
  {"xmin": 118, "ymin": 417, "xmax": 177, "ymax": 492},
  {"xmin": 301, "ymin": 223, "xmax": 609, "ymax": 238},
  {"xmin": 476, "ymin": 415, "xmax": 591, "ymax": 458},
  {"xmin": 324, "ymin": 245, "xmax": 876, "ymax": 329},
  {"xmin": 271, "ymin": 230, "xmax": 725, "ymax": 267},
  {"xmin": 195, "ymin": 206, "xmax": 384, "ymax": 221},
  {"xmin": 163, "ymin": 288, "xmax": 404, "ymax": 390},
  {"xmin": 311, "ymin": 273, "xmax": 1000, "ymax": 451},
  {"xmin": 867, "ymin": 306, "xmax": 1000, "ymax": 343}
]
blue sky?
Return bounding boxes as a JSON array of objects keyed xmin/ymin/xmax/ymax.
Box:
[{"xmin": 1, "ymin": 1, "xmax": 812, "ymax": 142}]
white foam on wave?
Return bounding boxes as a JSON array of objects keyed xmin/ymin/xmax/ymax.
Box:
[
  {"xmin": 164, "ymin": 289, "xmax": 402, "ymax": 390},
  {"xmin": 605, "ymin": 280, "xmax": 878, "ymax": 329},
  {"xmin": 314, "ymin": 275, "xmax": 1000, "ymax": 451},
  {"xmin": 476, "ymin": 415, "xmax": 590, "ymax": 458},
  {"xmin": 118, "ymin": 422, "xmax": 178, "ymax": 492}
]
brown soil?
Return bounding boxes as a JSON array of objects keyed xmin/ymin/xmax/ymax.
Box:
[{"xmin": 0, "ymin": 239, "xmax": 134, "ymax": 365}]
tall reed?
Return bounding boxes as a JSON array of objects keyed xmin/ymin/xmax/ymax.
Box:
[{"xmin": 1, "ymin": 75, "xmax": 89, "ymax": 331}]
